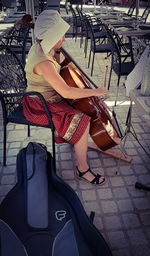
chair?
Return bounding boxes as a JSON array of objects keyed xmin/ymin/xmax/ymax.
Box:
[
  {"xmin": 16, "ymin": 0, "xmax": 26, "ymax": 12},
  {"xmin": 69, "ymin": 0, "xmax": 83, "ymax": 10},
  {"xmin": 140, "ymin": 7, "xmax": 150, "ymax": 23},
  {"xmin": 75, "ymin": 9, "xmax": 106, "ymax": 58},
  {"xmin": 76, "ymin": 6, "xmax": 88, "ymax": 48},
  {"xmin": 1, "ymin": 22, "xmax": 32, "ymax": 66},
  {"xmin": 64, "ymin": 0, "xmax": 69, "ymax": 14},
  {"xmin": 85, "ymin": 17, "xmax": 111, "ymax": 76},
  {"xmin": 75, "ymin": 8, "xmax": 96, "ymax": 56},
  {"xmin": 34, "ymin": 0, "xmax": 40, "ymax": 15},
  {"xmin": 106, "ymin": 28, "xmax": 135, "ymax": 106},
  {"xmin": 0, "ymin": 45, "xmax": 56, "ymax": 167},
  {"xmin": 126, "ymin": 6, "xmax": 150, "ymax": 24},
  {"xmin": 126, "ymin": 1, "xmax": 136, "ymax": 17},
  {"xmin": 70, "ymin": 5, "xmax": 82, "ymax": 40},
  {"xmin": 38, "ymin": 0, "xmax": 47, "ymax": 13}
]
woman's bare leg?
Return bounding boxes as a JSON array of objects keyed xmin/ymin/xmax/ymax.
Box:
[
  {"xmin": 74, "ymin": 123, "xmax": 90, "ymax": 171},
  {"xmin": 74, "ymin": 123, "xmax": 105, "ymax": 183}
]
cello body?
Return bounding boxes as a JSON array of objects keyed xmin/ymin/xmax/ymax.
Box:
[{"xmin": 60, "ymin": 63, "xmax": 121, "ymax": 151}]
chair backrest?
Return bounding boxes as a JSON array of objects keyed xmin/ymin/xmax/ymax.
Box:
[
  {"xmin": 84, "ymin": 15, "xmax": 96, "ymax": 48},
  {"xmin": 70, "ymin": 5, "xmax": 81, "ymax": 28},
  {"xmin": 76, "ymin": 6, "xmax": 86, "ymax": 32},
  {"xmin": 0, "ymin": 26, "xmax": 17, "ymax": 46},
  {"xmin": 127, "ymin": 2, "xmax": 136, "ymax": 16},
  {"xmin": 21, "ymin": 27, "xmax": 31, "ymax": 66},
  {"xmin": 8, "ymin": 23, "xmax": 29, "ymax": 46},
  {"xmin": 0, "ymin": 45, "xmax": 26, "ymax": 116},
  {"xmin": 38, "ymin": 0, "xmax": 47, "ymax": 13},
  {"xmin": 141, "ymin": 7, "xmax": 150, "ymax": 23},
  {"xmin": 70, "ymin": 5, "xmax": 78, "ymax": 19},
  {"xmin": 16, "ymin": 0, "xmax": 26, "ymax": 11},
  {"xmin": 70, "ymin": 0, "xmax": 83, "ymax": 9},
  {"xmin": 85, "ymin": 15, "xmax": 106, "ymax": 49},
  {"xmin": 1, "ymin": 22, "xmax": 31, "ymax": 66},
  {"xmin": 76, "ymin": 6, "xmax": 82, "ymax": 17},
  {"xmin": 105, "ymin": 29, "xmax": 121, "ymax": 74}
]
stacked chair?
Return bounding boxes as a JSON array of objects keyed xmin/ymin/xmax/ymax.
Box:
[
  {"xmin": 105, "ymin": 27, "xmax": 135, "ymax": 106},
  {"xmin": 72, "ymin": 6, "xmax": 111, "ymax": 76},
  {"xmin": 70, "ymin": 5, "xmax": 82, "ymax": 40},
  {"xmin": 85, "ymin": 16, "xmax": 111, "ymax": 76},
  {"xmin": 125, "ymin": 5, "xmax": 150, "ymax": 24},
  {"xmin": 126, "ymin": 1, "xmax": 136, "ymax": 17},
  {"xmin": 1, "ymin": 22, "xmax": 32, "ymax": 67},
  {"xmin": 139, "ymin": 7, "xmax": 150, "ymax": 24}
]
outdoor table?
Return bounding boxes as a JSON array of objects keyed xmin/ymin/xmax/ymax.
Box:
[{"xmin": 115, "ymin": 27, "xmax": 150, "ymax": 39}]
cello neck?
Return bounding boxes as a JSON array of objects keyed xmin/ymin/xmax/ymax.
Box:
[{"xmin": 60, "ymin": 47, "xmax": 98, "ymax": 89}]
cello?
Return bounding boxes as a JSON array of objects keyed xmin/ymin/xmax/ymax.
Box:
[{"xmin": 60, "ymin": 47, "xmax": 121, "ymax": 151}]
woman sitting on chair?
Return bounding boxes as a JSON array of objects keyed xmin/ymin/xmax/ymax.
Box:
[{"xmin": 22, "ymin": 10, "xmax": 108, "ymax": 185}]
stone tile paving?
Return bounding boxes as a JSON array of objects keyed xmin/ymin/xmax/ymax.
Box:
[{"xmin": 0, "ymin": 4, "xmax": 150, "ymax": 256}]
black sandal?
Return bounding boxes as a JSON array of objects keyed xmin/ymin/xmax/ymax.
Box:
[{"xmin": 76, "ymin": 166, "xmax": 105, "ymax": 185}]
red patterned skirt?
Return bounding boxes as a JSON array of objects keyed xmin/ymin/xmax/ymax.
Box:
[{"xmin": 22, "ymin": 96, "xmax": 91, "ymax": 144}]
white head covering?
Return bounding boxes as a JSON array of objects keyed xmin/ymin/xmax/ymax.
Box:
[{"xmin": 34, "ymin": 10, "xmax": 70, "ymax": 54}]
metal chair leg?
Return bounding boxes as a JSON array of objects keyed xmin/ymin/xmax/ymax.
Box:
[
  {"xmin": 75, "ymin": 25, "xmax": 78, "ymax": 42},
  {"xmin": 114, "ymin": 76, "xmax": 120, "ymax": 106},
  {"xmin": 84, "ymin": 38, "xmax": 88, "ymax": 58},
  {"xmin": 88, "ymin": 49, "xmax": 92, "ymax": 68},
  {"xmin": 3, "ymin": 123, "xmax": 7, "ymax": 166},
  {"xmin": 107, "ymin": 66, "xmax": 112, "ymax": 90},
  {"xmin": 91, "ymin": 52, "xmax": 95, "ymax": 76},
  {"xmin": 80, "ymin": 34, "xmax": 83, "ymax": 48}
]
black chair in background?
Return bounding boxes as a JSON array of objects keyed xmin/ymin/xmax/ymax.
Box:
[
  {"xmin": 85, "ymin": 16, "xmax": 111, "ymax": 76},
  {"xmin": 69, "ymin": 0, "xmax": 83, "ymax": 11},
  {"xmin": 76, "ymin": 8, "xmax": 107, "ymax": 59},
  {"xmin": 1, "ymin": 23, "xmax": 32, "ymax": 67},
  {"xmin": 0, "ymin": 45, "xmax": 56, "ymax": 167},
  {"xmin": 126, "ymin": 6, "xmax": 150, "ymax": 24},
  {"xmin": 76, "ymin": 6, "xmax": 90, "ymax": 48},
  {"xmin": 105, "ymin": 28, "xmax": 135, "ymax": 106},
  {"xmin": 70, "ymin": 5, "xmax": 82, "ymax": 40},
  {"xmin": 16, "ymin": 0, "xmax": 26, "ymax": 11},
  {"xmin": 140, "ymin": 7, "xmax": 150, "ymax": 23},
  {"xmin": 126, "ymin": 1, "xmax": 136, "ymax": 17}
]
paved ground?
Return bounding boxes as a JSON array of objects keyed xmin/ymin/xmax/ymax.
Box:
[{"xmin": 0, "ymin": 4, "xmax": 150, "ymax": 256}]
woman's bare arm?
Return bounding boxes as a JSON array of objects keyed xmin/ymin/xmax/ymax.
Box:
[{"xmin": 34, "ymin": 60, "xmax": 108, "ymax": 99}]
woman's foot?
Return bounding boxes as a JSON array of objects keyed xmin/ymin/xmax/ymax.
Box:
[{"xmin": 75, "ymin": 166, "xmax": 105, "ymax": 185}]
